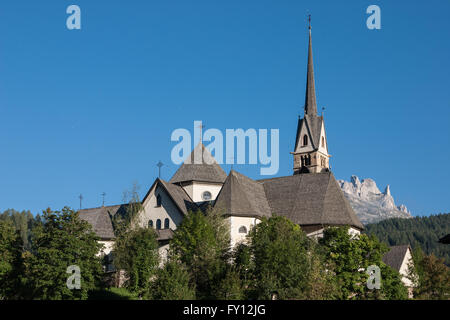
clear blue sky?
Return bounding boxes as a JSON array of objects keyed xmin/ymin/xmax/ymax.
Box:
[{"xmin": 1, "ymin": 1, "xmax": 449, "ymax": 216}]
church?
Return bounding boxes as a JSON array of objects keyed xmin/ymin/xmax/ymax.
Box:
[{"xmin": 79, "ymin": 24, "xmax": 364, "ymax": 261}]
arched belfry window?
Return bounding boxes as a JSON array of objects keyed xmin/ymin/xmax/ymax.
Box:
[
  {"xmin": 239, "ymin": 226, "xmax": 248, "ymax": 234},
  {"xmin": 305, "ymin": 155, "xmax": 311, "ymax": 166},
  {"xmin": 303, "ymin": 135, "xmax": 308, "ymax": 146},
  {"xmin": 156, "ymin": 194, "xmax": 162, "ymax": 207},
  {"xmin": 156, "ymin": 219, "xmax": 161, "ymax": 230},
  {"xmin": 164, "ymin": 218, "xmax": 170, "ymax": 229},
  {"xmin": 148, "ymin": 220, "xmax": 153, "ymax": 228}
]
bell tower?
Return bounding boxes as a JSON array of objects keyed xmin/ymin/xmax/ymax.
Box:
[{"xmin": 292, "ymin": 17, "xmax": 330, "ymax": 174}]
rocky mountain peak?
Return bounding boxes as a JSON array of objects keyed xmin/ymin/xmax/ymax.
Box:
[{"xmin": 338, "ymin": 176, "xmax": 412, "ymax": 224}]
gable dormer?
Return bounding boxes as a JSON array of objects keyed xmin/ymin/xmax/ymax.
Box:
[{"xmin": 170, "ymin": 143, "xmax": 226, "ymax": 203}]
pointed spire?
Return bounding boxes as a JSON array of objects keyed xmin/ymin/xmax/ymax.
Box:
[{"xmin": 304, "ymin": 15, "xmax": 318, "ymax": 116}]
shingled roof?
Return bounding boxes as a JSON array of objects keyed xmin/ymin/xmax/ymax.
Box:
[
  {"xmin": 382, "ymin": 245, "xmax": 411, "ymax": 271},
  {"xmin": 78, "ymin": 205, "xmax": 125, "ymax": 240},
  {"xmin": 214, "ymin": 170, "xmax": 272, "ymax": 218},
  {"xmin": 259, "ymin": 172, "xmax": 364, "ymax": 230},
  {"xmin": 294, "ymin": 115, "xmax": 324, "ymax": 151},
  {"xmin": 141, "ymin": 178, "xmax": 198, "ymax": 216},
  {"xmin": 170, "ymin": 143, "xmax": 227, "ymax": 184},
  {"xmin": 159, "ymin": 179, "xmax": 198, "ymax": 215}
]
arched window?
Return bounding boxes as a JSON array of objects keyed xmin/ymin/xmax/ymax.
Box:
[
  {"xmin": 303, "ymin": 134, "xmax": 308, "ymax": 146},
  {"xmin": 156, "ymin": 219, "xmax": 161, "ymax": 230},
  {"xmin": 164, "ymin": 218, "xmax": 170, "ymax": 229},
  {"xmin": 238, "ymin": 226, "xmax": 248, "ymax": 234},
  {"xmin": 156, "ymin": 194, "xmax": 162, "ymax": 207},
  {"xmin": 148, "ymin": 220, "xmax": 153, "ymax": 228},
  {"xmin": 305, "ymin": 155, "xmax": 311, "ymax": 166},
  {"xmin": 321, "ymin": 136, "xmax": 325, "ymax": 148}
]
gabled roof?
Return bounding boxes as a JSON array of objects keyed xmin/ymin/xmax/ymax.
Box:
[
  {"xmin": 170, "ymin": 143, "xmax": 227, "ymax": 184},
  {"xmin": 294, "ymin": 114, "xmax": 324, "ymax": 151},
  {"xmin": 382, "ymin": 245, "xmax": 411, "ymax": 271},
  {"xmin": 214, "ymin": 170, "xmax": 271, "ymax": 218},
  {"xmin": 259, "ymin": 172, "xmax": 364, "ymax": 230},
  {"xmin": 142, "ymin": 178, "xmax": 198, "ymax": 216},
  {"xmin": 78, "ymin": 205, "xmax": 125, "ymax": 240}
]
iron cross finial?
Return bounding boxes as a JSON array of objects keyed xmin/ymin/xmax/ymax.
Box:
[
  {"xmin": 101, "ymin": 192, "xmax": 106, "ymax": 207},
  {"xmin": 156, "ymin": 161, "xmax": 164, "ymax": 178}
]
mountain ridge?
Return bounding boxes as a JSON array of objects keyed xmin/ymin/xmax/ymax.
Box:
[{"xmin": 338, "ymin": 175, "xmax": 412, "ymax": 225}]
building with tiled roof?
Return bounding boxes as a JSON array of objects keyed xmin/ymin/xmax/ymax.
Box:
[{"xmin": 79, "ymin": 23, "xmax": 364, "ymax": 257}]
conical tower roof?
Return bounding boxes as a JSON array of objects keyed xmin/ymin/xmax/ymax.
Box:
[{"xmin": 170, "ymin": 143, "xmax": 227, "ymax": 184}]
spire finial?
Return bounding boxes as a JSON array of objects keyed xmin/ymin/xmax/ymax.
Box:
[
  {"xmin": 156, "ymin": 161, "xmax": 164, "ymax": 178},
  {"xmin": 304, "ymin": 16, "xmax": 317, "ymax": 116},
  {"xmin": 79, "ymin": 194, "xmax": 83, "ymax": 210}
]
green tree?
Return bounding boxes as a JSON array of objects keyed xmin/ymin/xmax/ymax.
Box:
[
  {"xmin": 112, "ymin": 183, "xmax": 143, "ymax": 237},
  {"xmin": 320, "ymin": 226, "xmax": 407, "ymax": 300},
  {"xmin": 365, "ymin": 213, "xmax": 450, "ymax": 266},
  {"xmin": 0, "ymin": 220, "xmax": 24, "ymax": 299},
  {"xmin": 408, "ymin": 247, "xmax": 450, "ymax": 299},
  {"xmin": 23, "ymin": 207, "xmax": 104, "ymax": 300},
  {"xmin": 169, "ymin": 209, "xmax": 231, "ymax": 299},
  {"xmin": 149, "ymin": 259, "xmax": 195, "ymax": 300},
  {"xmin": 113, "ymin": 227, "xmax": 159, "ymax": 298},
  {"xmin": 245, "ymin": 216, "xmax": 336, "ymax": 300}
]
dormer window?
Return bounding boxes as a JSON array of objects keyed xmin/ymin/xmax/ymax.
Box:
[
  {"xmin": 156, "ymin": 194, "xmax": 162, "ymax": 207},
  {"xmin": 202, "ymin": 191, "xmax": 212, "ymax": 201},
  {"xmin": 321, "ymin": 136, "xmax": 325, "ymax": 148},
  {"xmin": 303, "ymin": 135, "xmax": 308, "ymax": 146}
]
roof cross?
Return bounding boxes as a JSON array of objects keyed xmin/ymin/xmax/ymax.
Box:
[
  {"xmin": 101, "ymin": 192, "xmax": 106, "ymax": 207},
  {"xmin": 79, "ymin": 194, "xmax": 83, "ymax": 210},
  {"xmin": 157, "ymin": 160, "xmax": 164, "ymax": 179}
]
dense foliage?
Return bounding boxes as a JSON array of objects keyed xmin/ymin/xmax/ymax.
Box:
[
  {"xmin": 113, "ymin": 227, "xmax": 159, "ymax": 297},
  {"xmin": 1, "ymin": 204, "xmax": 448, "ymax": 300},
  {"xmin": 364, "ymin": 213, "xmax": 450, "ymax": 265},
  {"xmin": 149, "ymin": 260, "xmax": 196, "ymax": 300},
  {"xmin": 407, "ymin": 247, "xmax": 450, "ymax": 299},
  {"xmin": 23, "ymin": 207, "xmax": 104, "ymax": 300},
  {"xmin": 0, "ymin": 220, "xmax": 24, "ymax": 299},
  {"xmin": 0, "ymin": 209, "xmax": 41, "ymax": 250},
  {"xmin": 168, "ymin": 209, "xmax": 232, "ymax": 299},
  {"xmin": 240, "ymin": 216, "xmax": 337, "ymax": 299},
  {"xmin": 320, "ymin": 227, "xmax": 408, "ymax": 300}
]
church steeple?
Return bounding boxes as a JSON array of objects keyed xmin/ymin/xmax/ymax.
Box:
[
  {"xmin": 292, "ymin": 17, "xmax": 330, "ymax": 175},
  {"xmin": 304, "ymin": 16, "xmax": 317, "ymax": 116}
]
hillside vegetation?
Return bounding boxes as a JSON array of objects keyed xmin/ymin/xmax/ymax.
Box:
[{"xmin": 364, "ymin": 213, "xmax": 450, "ymax": 265}]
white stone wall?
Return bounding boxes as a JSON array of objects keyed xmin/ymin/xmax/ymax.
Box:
[
  {"xmin": 227, "ymin": 216, "xmax": 260, "ymax": 248},
  {"xmin": 139, "ymin": 185, "xmax": 184, "ymax": 230},
  {"xmin": 182, "ymin": 181, "xmax": 223, "ymax": 203},
  {"xmin": 318, "ymin": 122, "xmax": 328, "ymax": 156},
  {"xmin": 98, "ymin": 240, "xmax": 114, "ymax": 256},
  {"xmin": 294, "ymin": 123, "xmax": 314, "ymax": 153},
  {"xmin": 399, "ymin": 248, "xmax": 414, "ymax": 288}
]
